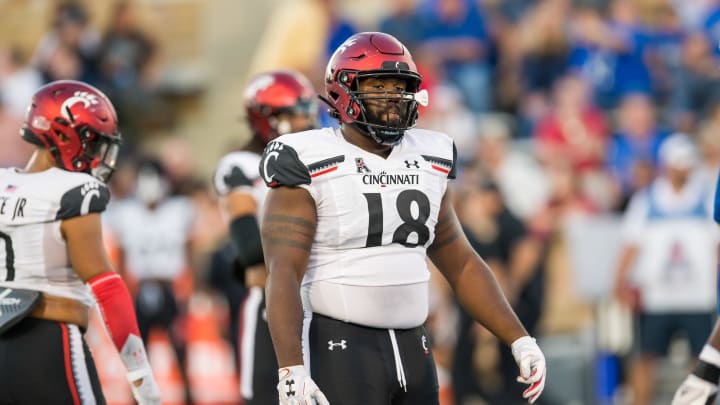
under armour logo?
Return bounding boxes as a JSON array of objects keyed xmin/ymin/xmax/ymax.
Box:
[
  {"xmin": 285, "ymin": 379, "xmax": 296, "ymax": 396},
  {"xmin": 421, "ymin": 335, "xmax": 429, "ymax": 354},
  {"xmin": 405, "ymin": 160, "xmax": 420, "ymax": 169},
  {"xmin": 0, "ymin": 289, "xmax": 12, "ymax": 316},
  {"xmin": 328, "ymin": 340, "xmax": 347, "ymax": 350}
]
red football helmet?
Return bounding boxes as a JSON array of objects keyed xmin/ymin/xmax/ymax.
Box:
[
  {"xmin": 244, "ymin": 70, "xmax": 318, "ymax": 145},
  {"xmin": 22, "ymin": 80, "xmax": 121, "ymax": 182},
  {"xmin": 323, "ymin": 32, "xmax": 425, "ymax": 145}
]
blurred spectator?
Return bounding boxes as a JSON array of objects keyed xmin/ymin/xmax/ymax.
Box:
[
  {"xmin": 32, "ymin": 1, "xmax": 100, "ymax": 83},
  {"xmin": 0, "ymin": 99, "xmax": 30, "ymax": 168},
  {"xmin": 697, "ymin": 111, "xmax": 720, "ymax": 182},
  {"xmin": 378, "ymin": 0, "xmax": 425, "ymax": 51},
  {"xmin": 96, "ymin": 1, "xmax": 173, "ymax": 144},
  {"xmin": 249, "ymin": 0, "xmax": 355, "ymax": 87},
  {"xmin": 532, "ymin": 159, "xmax": 599, "ymax": 336},
  {"xmin": 513, "ymin": 0, "xmax": 572, "ymax": 136},
  {"xmin": 470, "ymin": 115, "xmax": 550, "ymax": 220},
  {"xmin": 671, "ymin": 0, "xmax": 717, "ymax": 30},
  {"xmin": 0, "ymin": 47, "xmax": 42, "ymax": 119},
  {"xmin": 416, "ymin": 84, "xmax": 476, "ymax": 155},
  {"xmin": 567, "ymin": 1, "xmax": 652, "ymax": 109},
  {"xmin": 606, "ymin": 93, "xmax": 670, "ymax": 208},
  {"xmin": 248, "ymin": 0, "xmax": 355, "ymax": 127},
  {"xmin": 105, "ymin": 157, "xmax": 197, "ymax": 404},
  {"xmin": 97, "ymin": 1, "xmax": 156, "ymax": 90},
  {"xmin": 320, "ymin": 0, "xmax": 357, "ymax": 61},
  {"xmin": 416, "ymin": 0, "xmax": 492, "ymax": 112},
  {"xmin": 643, "ymin": 3, "xmax": 686, "ymax": 109},
  {"xmin": 702, "ymin": 0, "xmax": 720, "ymax": 56},
  {"xmin": 39, "ymin": 44, "xmax": 85, "ymax": 83},
  {"xmin": 671, "ymin": 31, "xmax": 720, "ymax": 132},
  {"xmin": 454, "ymin": 181, "xmax": 545, "ymax": 405},
  {"xmin": 493, "ymin": 0, "xmax": 536, "ymax": 24},
  {"xmin": 534, "ymin": 74, "xmax": 609, "ymax": 171},
  {"xmin": 613, "ymin": 134, "xmax": 718, "ymax": 405}
]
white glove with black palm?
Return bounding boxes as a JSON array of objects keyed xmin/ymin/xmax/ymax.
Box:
[
  {"xmin": 278, "ymin": 365, "xmax": 330, "ymax": 405},
  {"xmin": 511, "ymin": 336, "xmax": 547, "ymax": 404},
  {"xmin": 672, "ymin": 344, "xmax": 720, "ymax": 405},
  {"xmin": 672, "ymin": 375, "xmax": 718, "ymax": 405}
]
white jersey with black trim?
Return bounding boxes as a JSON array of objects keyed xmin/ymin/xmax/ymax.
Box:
[
  {"xmin": 259, "ymin": 127, "xmax": 457, "ymax": 327},
  {"xmin": 105, "ymin": 197, "xmax": 195, "ymax": 281},
  {"xmin": 0, "ymin": 167, "xmax": 111, "ymax": 306},
  {"xmin": 213, "ymin": 151, "xmax": 267, "ymax": 208}
]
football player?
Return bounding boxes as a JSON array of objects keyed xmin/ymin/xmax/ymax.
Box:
[
  {"xmin": 0, "ymin": 80, "xmax": 160, "ymax": 404},
  {"xmin": 105, "ymin": 156, "xmax": 196, "ymax": 404},
  {"xmin": 213, "ymin": 69, "xmax": 317, "ymax": 405},
  {"xmin": 259, "ymin": 32, "xmax": 547, "ymax": 405},
  {"xmin": 671, "ymin": 167, "xmax": 720, "ymax": 405}
]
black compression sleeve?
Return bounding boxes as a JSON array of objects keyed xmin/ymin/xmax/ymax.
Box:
[{"xmin": 230, "ymin": 215, "xmax": 264, "ymax": 270}]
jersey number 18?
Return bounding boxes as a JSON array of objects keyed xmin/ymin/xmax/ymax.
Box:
[{"xmin": 363, "ymin": 189, "xmax": 431, "ymax": 248}]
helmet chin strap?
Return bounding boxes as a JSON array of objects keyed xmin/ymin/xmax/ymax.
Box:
[{"xmin": 353, "ymin": 121, "xmax": 404, "ymax": 146}]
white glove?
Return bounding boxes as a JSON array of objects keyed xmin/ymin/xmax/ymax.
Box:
[
  {"xmin": 672, "ymin": 344, "xmax": 720, "ymax": 405},
  {"xmin": 511, "ymin": 336, "xmax": 547, "ymax": 404},
  {"xmin": 126, "ymin": 367, "xmax": 161, "ymax": 405},
  {"xmin": 671, "ymin": 374, "xmax": 718, "ymax": 405},
  {"xmin": 278, "ymin": 365, "xmax": 330, "ymax": 405},
  {"xmin": 121, "ymin": 335, "xmax": 161, "ymax": 405}
]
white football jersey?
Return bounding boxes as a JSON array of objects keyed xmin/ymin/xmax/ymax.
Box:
[
  {"xmin": 213, "ymin": 151, "xmax": 267, "ymax": 208},
  {"xmin": 0, "ymin": 167, "xmax": 111, "ymax": 306},
  {"xmin": 106, "ymin": 197, "xmax": 195, "ymax": 281},
  {"xmin": 259, "ymin": 127, "xmax": 456, "ymax": 325}
]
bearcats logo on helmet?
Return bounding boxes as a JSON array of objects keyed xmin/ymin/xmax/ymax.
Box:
[
  {"xmin": 21, "ymin": 80, "xmax": 122, "ymax": 182},
  {"xmin": 60, "ymin": 91, "xmax": 100, "ymax": 121}
]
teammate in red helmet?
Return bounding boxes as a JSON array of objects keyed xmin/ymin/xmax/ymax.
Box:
[
  {"xmin": 260, "ymin": 32, "xmax": 547, "ymax": 405},
  {"xmin": 213, "ymin": 69, "xmax": 318, "ymax": 405},
  {"xmin": 0, "ymin": 80, "xmax": 160, "ymax": 404}
]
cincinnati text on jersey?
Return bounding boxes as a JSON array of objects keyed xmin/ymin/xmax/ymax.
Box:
[{"xmin": 362, "ymin": 171, "xmax": 419, "ymax": 187}]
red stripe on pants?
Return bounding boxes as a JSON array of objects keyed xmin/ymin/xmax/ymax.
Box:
[{"xmin": 60, "ymin": 323, "xmax": 81, "ymax": 405}]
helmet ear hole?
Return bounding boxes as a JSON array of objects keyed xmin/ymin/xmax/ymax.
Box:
[{"xmin": 55, "ymin": 130, "xmax": 69, "ymax": 143}]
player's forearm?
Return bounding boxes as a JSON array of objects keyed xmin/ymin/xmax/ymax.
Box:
[
  {"xmin": 707, "ymin": 321, "xmax": 720, "ymax": 352},
  {"xmin": 266, "ymin": 266, "xmax": 305, "ymax": 367},
  {"xmin": 453, "ymin": 257, "xmax": 528, "ymax": 346}
]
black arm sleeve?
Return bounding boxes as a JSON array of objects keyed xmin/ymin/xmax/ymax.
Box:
[{"xmin": 230, "ymin": 214, "xmax": 264, "ymax": 274}]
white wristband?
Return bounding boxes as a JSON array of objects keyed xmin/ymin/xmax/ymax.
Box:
[{"xmin": 699, "ymin": 344, "xmax": 720, "ymax": 368}]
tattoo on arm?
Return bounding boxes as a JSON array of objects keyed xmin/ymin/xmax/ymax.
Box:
[{"xmin": 262, "ymin": 214, "xmax": 315, "ymax": 252}]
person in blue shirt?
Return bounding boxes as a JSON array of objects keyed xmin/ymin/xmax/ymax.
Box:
[
  {"xmin": 416, "ymin": 0, "xmax": 492, "ymax": 112},
  {"xmin": 605, "ymin": 93, "xmax": 669, "ymax": 207},
  {"xmin": 567, "ymin": 2, "xmax": 652, "ymax": 109}
]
